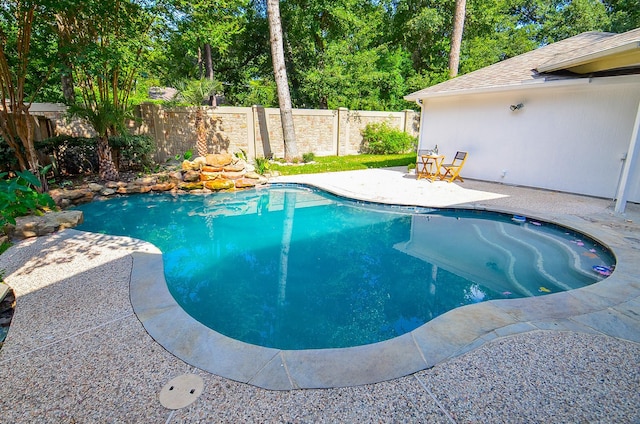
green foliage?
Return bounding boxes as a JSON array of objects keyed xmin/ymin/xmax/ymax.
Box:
[
  {"xmin": 231, "ymin": 79, "xmax": 277, "ymax": 107},
  {"xmin": 0, "ymin": 170, "xmax": 56, "ymax": 231},
  {"xmin": 6, "ymin": 0, "xmax": 639, "ymax": 112},
  {"xmin": 235, "ymin": 149, "xmax": 247, "ymax": 161},
  {"xmin": 67, "ymin": 103, "xmax": 132, "ymax": 139},
  {"xmin": 360, "ymin": 122, "xmax": 417, "ymax": 155},
  {"xmin": 0, "ymin": 137, "xmax": 20, "ymax": 172},
  {"xmin": 173, "ymin": 79, "xmax": 223, "ymax": 106},
  {"xmin": 606, "ymin": 0, "xmax": 640, "ymax": 32},
  {"xmin": 109, "ymin": 135, "xmax": 156, "ymax": 169},
  {"xmin": 302, "ymin": 152, "xmax": 315, "ymax": 163},
  {"xmin": 254, "ymin": 156, "xmax": 270, "ymax": 175},
  {"xmin": 174, "ymin": 149, "xmax": 194, "ymax": 162},
  {"xmin": 36, "ymin": 134, "xmax": 155, "ymax": 174}
]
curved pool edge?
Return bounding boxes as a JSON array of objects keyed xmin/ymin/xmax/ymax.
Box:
[{"xmin": 126, "ymin": 206, "xmax": 639, "ymax": 390}]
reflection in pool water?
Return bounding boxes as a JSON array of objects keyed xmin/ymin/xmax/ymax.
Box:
[{"xmin": 75, "ymin": 186, "xmax": 615, "ymax": 349}]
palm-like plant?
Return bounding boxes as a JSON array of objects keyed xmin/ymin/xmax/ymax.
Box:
[
  {"xmin": 68, "ymin": 102, "xmax": 130, "ymax": 181},
  {"xmin": 176, "ymin": 79, "xmax": 222, "ymax": 158}
]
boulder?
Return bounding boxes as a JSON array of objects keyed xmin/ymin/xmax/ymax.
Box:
[
  {"xmin": 8, "ymin": 210, "xmax": 84, "ymax": 240},
  {"xmin": 150, "ymin": 182, "xmax": 175, "ymax": 191},
  {"xmin": 245, "ymin": 171, "xmax": 263, "ymax": 179},
  {"xmin": 181, "ymin": 160, "xmax": 194, "ymax": 171},
  {"xmin": 50, "ymin": 188, "xmax": 95, "ymax": 207},
  {"xmin": 200, "ymin": 171, "xmax": 222, "ymax": 181},
  {"xmin": 179, "ymin": 181, "xmax": 204, "ymax": 191},
  {"xmin": 223, "ymin": 163, "xmax": 245, "ymax": 172},
  {"xmin": 234, "ymin": 178, "xmax": 257, "ymax": 188},
  {"xmin": 88, "ymin": 183, "xmax": 104, "ymax": 192},
  {"xmin": 222, "ymin": 170, "xmax": 246, "ymax": 180},
  {"xmin": 204, "ymin": 179, "xmax": 235, "ymax": 191},
  {"xmin": 168, "ymin": 171, "xmax": 183, "ymax": 181},
  {"xmin": 133, "ymin": 176, "xmax": 156, "ymax": 186},
  {"xmin": 205, "ymin": 153, "xmax": 233, "ymax": 167},
  {"xmin": 202, "ymin": 165, "xmax": 223, "ymax": 173},
  {"xmin": 183, "ymin": 170, "xmax": 201, "ymax": 182},
  {"xmin": 116, "ymin": 185, "xmax": 152, "ymax": 194},
  {"xmin": 192, "ymin": 156, "xmax": 207, "ymax": 169},
  {"xmin": 100, "ymin": 188, "xmax": 117, "ymax": 196}
]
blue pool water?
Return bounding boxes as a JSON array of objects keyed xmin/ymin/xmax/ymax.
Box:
[{"xmin": 74, "ymin": 185, "xmax": 615, "ymax": 349}]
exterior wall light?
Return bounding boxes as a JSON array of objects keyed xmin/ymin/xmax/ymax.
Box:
[{"xmin": 510, "ymin": 103, "xmax": 524, "ymax": 111}]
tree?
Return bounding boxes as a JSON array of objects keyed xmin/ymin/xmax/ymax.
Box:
[
  {"xmin": 64, "ymin": 0, "xmax": 155, "ymax": 181},
  {"xmin": 604, "ymin": 0, "xmax": 640, "ymax": 32},
  {"xmin": 161, "ymin": 0, "xmax": 248, "ymax": 81},
  {"xmin": 0, "ymin": 1, "xmax": 55, "ymax": 180},
  {"xmin": 449, "ymin": 0, "xmax": 466, "ymax": 78},
  {"xmin": 175, "ymin": 79, "xmax": 223, "ymax": 157},
  {"xmin": 267, "ymin": 0, "xmax": 298, "ymax": 160}
]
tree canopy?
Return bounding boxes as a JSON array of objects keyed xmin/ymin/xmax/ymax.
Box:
[{"xmin": 6, "ymin": 0, "xmax": 639, "ymax": 112}]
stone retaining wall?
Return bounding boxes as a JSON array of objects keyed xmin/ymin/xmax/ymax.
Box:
[{"xmin": 29, "ymin": 103, "xmax": 420, "ymax": 163}]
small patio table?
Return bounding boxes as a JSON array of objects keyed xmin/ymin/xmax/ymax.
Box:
[{"xmin": 417, "ymin": 154, "xmax": 445, "ymax": 181}]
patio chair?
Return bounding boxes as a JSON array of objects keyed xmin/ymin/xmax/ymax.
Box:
[
  {"xmin": 415, "ymin": 149, "xmax": 433, "ymax": 179},
  {"xmin": 440, "ymin": 151, "xmax": 468, "ymax": 182}
]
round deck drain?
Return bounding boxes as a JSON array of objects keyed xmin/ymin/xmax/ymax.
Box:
[{"xmin": 159, "ymin": 374, "xmax": 204, "ymax": 410}]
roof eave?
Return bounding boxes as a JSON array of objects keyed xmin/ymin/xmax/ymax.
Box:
[
  {"xmin": 537, "ymin": 41, "xmax": 640, "ymax": 73},
  {"xmin": 404, "ymin": 78, "xmax": 593, "ymax": 102}
]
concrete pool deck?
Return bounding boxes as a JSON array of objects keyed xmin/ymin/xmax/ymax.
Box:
[{"xmin": 0, "ymin": 167, "xmax": 639, "ymax": 421}]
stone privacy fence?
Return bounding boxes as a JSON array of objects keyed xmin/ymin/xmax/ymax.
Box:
[{"xmin": 28, "ymin": 103, "xmax": 420, "ymax": 162}]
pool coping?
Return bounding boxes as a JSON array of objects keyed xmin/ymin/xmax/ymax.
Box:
[{"xmin": 128, "ymin": 182, "xmax": 640, "ymax": 390}]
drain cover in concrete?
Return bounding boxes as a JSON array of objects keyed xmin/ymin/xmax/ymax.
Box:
[{"xmin": 159, "ymin": 374, "xmax": 204, "ymax": 410}]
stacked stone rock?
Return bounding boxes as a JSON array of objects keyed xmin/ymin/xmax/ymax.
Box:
[
  {"xmin": 180, "ymin": 153, "xmax": 268, "ymax": 191},
  {"xmin": 47, "ymin": 152, "xmax": 268, "ymax": 209},
  {"xmin": 6, "ymin": 153, "xmax": 269, "ymax": 240}
]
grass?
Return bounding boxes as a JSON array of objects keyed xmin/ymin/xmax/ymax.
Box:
[{"xmin": 268, "ymin": 153, "xmax": 416, "ymax": 176}]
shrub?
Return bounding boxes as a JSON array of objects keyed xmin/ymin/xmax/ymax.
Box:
[
  {"xmin": 302, "ymin": 152, "xmax": 315, "ymax": 163},
  {"xmin": 109, "ymin": 135, "xmax": 155, "ymax": 170},
  {"xmin": 0, "ymin": 170, "xmax": 56, "ymax": 231},
  {"xmin": 254, "ymin": 156, "xmax": 270, "ymax": 175},
  {"xmin": 174, "ymin": 149, "xmax": 193, "ymax": 162},
  {"xmin": 0, "ymin": 137, "xmax": 19, "ymax": 172},
  {"xmin": 360, "ymin": 121, "xmax": 417, "ymax": 155},
  {"xmin": 36, "ymin": 136, "xmax": 97, "ymax": 174},
  {"xmin": 36, "ymin": 134, "xmax": 155, "ymax": 175}
]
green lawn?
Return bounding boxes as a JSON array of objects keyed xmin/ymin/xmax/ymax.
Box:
[{"xmin": 268, "ymin": 153, "xmax": 416, "ymax": 176}]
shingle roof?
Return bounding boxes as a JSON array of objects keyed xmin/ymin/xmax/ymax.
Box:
[
  {"xmin": 405, "ymin": 27, "xmax": 640, "ymax": 101},
  {"xmin": 538, "ymin": 27, "xmax": 640, "ymax": 72}
]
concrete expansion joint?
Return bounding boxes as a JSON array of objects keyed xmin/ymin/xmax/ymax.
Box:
[
  {"xmin": 278, "ymin": 351, "xmax": 297, "ymax": 389},
  {"xmin": 410, "ymin": 332, "xmax": 429, "ymax": 366},
  {"xmin": 0, "ymin": 312, "xmax": 136, "ymax": 365},
  {"xmin": 413, "ymin": 374, "xmax": 457, "ymax": 424}
]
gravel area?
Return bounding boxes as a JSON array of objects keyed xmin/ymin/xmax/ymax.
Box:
[{"xmin": 0, "ymin": 170, "xmax": 638, "ymax": 422}]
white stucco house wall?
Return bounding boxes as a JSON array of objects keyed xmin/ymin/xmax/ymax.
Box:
[{"xmin": 405, "ymin": 27, "xmax": 640, "ymax": 212}]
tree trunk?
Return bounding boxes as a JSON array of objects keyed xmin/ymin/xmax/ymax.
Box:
[
  {"xmin": 195, "ymin": 107, "xmax": 208, "ymax": 157},
  {"xmin": 203, "ymin": 43, "xmax": 214, "ymax": 81},
  {"xmin": 267, "ymin": 0, "xmax": 298, "ymax": 161},
  {"xmin": 55, "ymin": 13, "xmax": 76, "ymax": 104},
  {"xmin": 61, "ymin": 72, "xmax": 75, "ymax": 104},
  {"xmin": 96, "ymin": 135, "xmax": 119, "ymax": 181},
  {"xmin": 449, "ymin": 0, "xmax": 467, "ymax": 78}
]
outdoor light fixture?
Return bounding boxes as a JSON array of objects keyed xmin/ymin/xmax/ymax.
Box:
[{"xmin": 510, "ymin": 103, "xmax": 524, "ymax": 111}]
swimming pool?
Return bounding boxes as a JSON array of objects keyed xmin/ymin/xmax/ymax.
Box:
[{"xmin": 75, "ymin": 185, "xmax": 615, "ymax": 350}]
